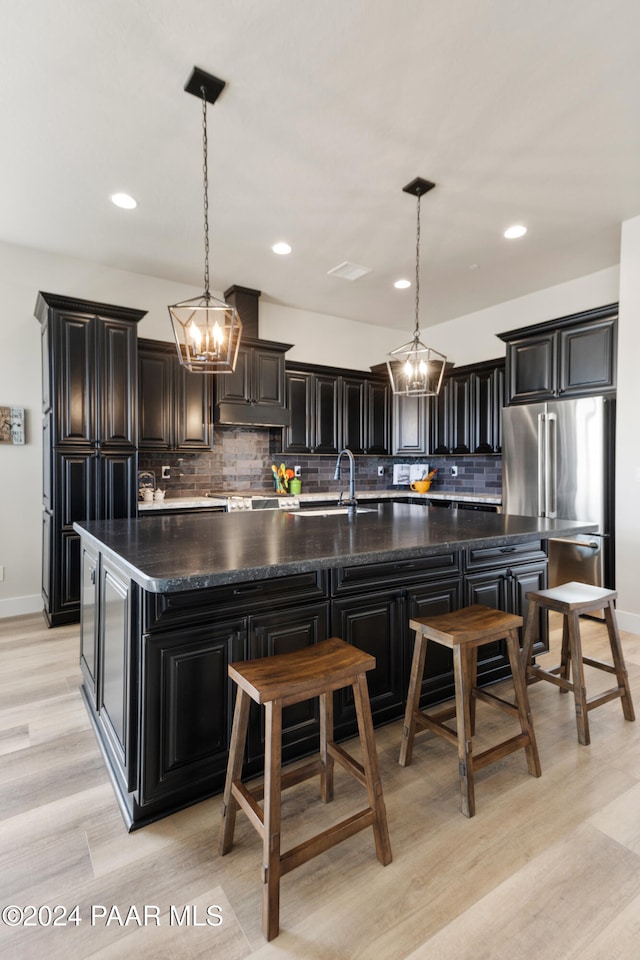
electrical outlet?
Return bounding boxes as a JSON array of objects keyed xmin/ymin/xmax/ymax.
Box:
[
  {"xmin": 294, "ymin": 465, "xmax": 301, "ymax": 478},
  {"xmin": 451, "ymin": 465, "xmax": 458, "ymax": 478},
  {"xmin": 161, "ymin": 466, "xmax": 171, "ymax": 480},
  {"xmin": 377, "ymin": 466, "xmax": 384, "ymax": 477}
]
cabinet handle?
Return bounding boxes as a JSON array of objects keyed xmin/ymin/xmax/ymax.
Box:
[
  {"xmin": 395, "ymin": 562, "xmax": 417, "ymax": 569},
  {"xmin": 499, "ymin": 546, "xmax": 517, "ymax": 554},
  {"xmin": 233, "ymin": 584, "xmax": 264, "ymax": 595},
  {"xmin": 90, "ymin": 568, "xmax": 96, "ymax": 584}
]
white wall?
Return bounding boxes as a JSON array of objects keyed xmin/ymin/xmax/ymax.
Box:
[
  {"xmin": 0, "ymin": 238, "xmax": 633, "ymax": 625},
  {"xmin": 615, "ymin": 215, "xmax": 640, "ymax": 634}
]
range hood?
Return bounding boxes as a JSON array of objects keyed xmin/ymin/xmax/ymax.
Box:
[{"xmin": 214, "ymin": 285, "xmax": 292, "ymax": 428}]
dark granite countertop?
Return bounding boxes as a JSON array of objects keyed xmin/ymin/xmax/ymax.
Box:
[{"xmin": 75, "ymin": 503, "xmax": 596, "ymax": 594}]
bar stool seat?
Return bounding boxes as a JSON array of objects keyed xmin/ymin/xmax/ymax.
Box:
[
  {"xmin": 219, "ymin": 637, "xmax": 392, "ymax": 941},
  {"xmin": 522, "ymin": 581, "xmax": 635, "ymax": 745},
  {"xmin": 400, "ymin": 604, "xmax": 541, "ymax": 817}
]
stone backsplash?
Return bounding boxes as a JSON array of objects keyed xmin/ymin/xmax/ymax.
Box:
[{"xmin": 138, "ymin": 426, "xmax": 502, "ymax": 499}]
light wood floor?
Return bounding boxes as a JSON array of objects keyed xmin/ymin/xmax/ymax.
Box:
[{"xmin": 2, "ymin": 612, "xmax": 640, "ymax": 959}]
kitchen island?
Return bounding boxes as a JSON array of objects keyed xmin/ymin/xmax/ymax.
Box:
[{"xmin": 75, "ymin": 503, "xmax": 595, "ymax": 829}]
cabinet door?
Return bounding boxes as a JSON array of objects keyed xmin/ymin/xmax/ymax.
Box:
[
  {"xmin": 314, "ymin": 374, "xmax": 340, "ymax": 454},
  {"xmin": 559, "ymin": 318, "xmax": 616, "ymax": 396},
  {"xmin": 284, "ymin": 371, "xmax": 314, "ymax": 453},
  {"xmin": 474, "ymin": 369, "xmax": 498, "ymax": 453},
  {"xmin": 246, "ymin": 602, "xmax": 330, "ymax": 766},
  {"xmin": 80, "ymin": 542, "xmax": 99, "ymax": 704},
  {"xmin": 449, "ymin": 371, "xmax": 473, "ymax": 454},
  {"xmin": 216, "ymin": 347, "xmax": 251, "ymax": 404},
  {"xmin": 509, "ymin": 562, "xmax": 548, "ymax": 655},
  {"xmin": 430, "ymin": 381, "xmax": 451, "ymax": 454},
  {"xmin": 342, "ymin": 378, "xmax": 366, "ymax": 454},
  {"xmin": 98, "ymin": 451, "xmax": 137, "ymax": 520},
  {"xmin": 175, "ymin": 364, "xmax": 213, "ymax": 449},
  {"xmin": 253, "ymin": 347, "xmax": 286, "ymax": 406},
  {"xmin": 366, "ymin": 380, "xmax": 390, "ymax": 454},
  {"xmin": 141, "ymin": 620, "xmax": 246, "ymax": 804},
  {"xmin": 98, "ymin": 318, "xmax": 137, "ymax": 446},
  {"xmin": 331, "ymin": 590, "xmax": 404, "ymax": 734},
  {"xmin": 98, "ymin": 556, "xmax": 136, "ymax": 792},
  {"xmin": 507, "ymin": 332, "xmax": 557, "ymax": 403},
  {"xmin": 393, "ymin": 394, "xmax": 428, "ymax": 455},
  {"xmin": 53, "ymin": 312, "xmax": 94, "ymax": 445},
  {"xmin": 463, "ymin": 568, "xmax": 511, "ymax": 682},
  {"xmin": 406, "ymin": 577, "xmax": 462, "ymax": 707},
  {"xmin": 138, "ymin": 346, "xmax": 174, "ymax": 449}
]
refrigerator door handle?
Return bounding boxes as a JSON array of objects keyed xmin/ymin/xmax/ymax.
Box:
[
  {"xmin": 537, "ymin": 413, "xmax": 546, "ymax": 516},
  {"xmin": 546, "ymin": 412, "xmax": 558, "ymax": 518}
]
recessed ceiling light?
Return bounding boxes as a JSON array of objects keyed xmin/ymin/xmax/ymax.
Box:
[
  {"xmin": 272, "ymin": 241, "xmax": 292, "ymax": 255},
  {"xmin": 394, "ymin": 279, "xmax": 411, "ymax": 289},
  {"xmin": 504, "ymin": 224, "xmax": 527, "ymax": 239},
  {"xmin": 111, "ymin": 192, "xmax": 137, "ymax": 210}
]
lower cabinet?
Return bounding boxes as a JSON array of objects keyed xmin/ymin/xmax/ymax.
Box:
[
  {"xmin": 141, "ymin": 619, "xmax": 246, "ymax": 805},
  {"xmin": 79, "ymin": 541, "xmax": 547, "ymax": 828},
  {"xmin": 331, "ymin": 589, "xmax": 405, "ymax": 737}
]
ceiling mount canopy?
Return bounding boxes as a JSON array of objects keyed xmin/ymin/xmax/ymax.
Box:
[
  {"xmin": 168, "ymin": 67, "xmax": 242, "ymax": 374},
  {"xmin": 386, "ymin": 177, "xmax": 447, "ymax": 397}
]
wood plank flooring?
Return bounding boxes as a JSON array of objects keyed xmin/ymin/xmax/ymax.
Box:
[{"xmin": 2, "ymin": 612, "xmax": 640, "ymax": 958}]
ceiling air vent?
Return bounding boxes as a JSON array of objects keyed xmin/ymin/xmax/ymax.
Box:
[{"xmin": 327, "ymin": 261, "xmax": 372, "ymax": 281}]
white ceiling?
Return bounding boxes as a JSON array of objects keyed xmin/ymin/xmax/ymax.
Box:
[{"xmin": 3, "ymin": 0, "xmax": 640, "ymax": 330}]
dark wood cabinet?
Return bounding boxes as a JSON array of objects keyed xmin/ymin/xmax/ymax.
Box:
[
  {"xmin": 392, "ymin": 359, "xmax": 504, "ymax": 456},
  {"xmin": 215, "ymin": 337, "xmax": 291, "ymax": 427},
  {"xmin": 499, "ymin": 304, "xmax": 617, "ymax": 404},
  {"xmin": 392, "ymin": 393, "xmax": 429, "ymax": 455},
  {"xmin": 138, "ymin": 339, "xmax": 213, "ymax": 451},
  {"xmin": 332, "ymin": 589, "xmax": 405, "ymax": 735},
  {"xmin": 78, "ymin": 530, "xmax": 548, "ymax": 828},
  {"xmin": 141, "ymin": 618, "xmax": 246, "ymax": 805},
  {"xmin": 35, "ymin": 292, "xmax": 145, "ymax": 626},
  {"xmin": 284, "ymin": 363, "xmax": 390, "ymax": 455}
]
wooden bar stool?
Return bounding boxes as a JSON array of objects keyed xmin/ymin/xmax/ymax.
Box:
[
  {"xmin": 400, "ymin": 604, "xmax": 541, "ymax": 817},
  {"xmin": 522, "ymin": 581, "xmax": 635, "ymax": 745},
  {"xmin": 219, "ymin": 637, "xmax": 392, "ymax": 941}
]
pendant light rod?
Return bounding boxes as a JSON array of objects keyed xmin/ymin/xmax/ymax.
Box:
[
  {"xmin": 386, "ymin": 177, "xmax": 446, "ymax": 398},
  {"xmin": 168, "ymin": 67, "xmax": 242, "ymax": 374}
]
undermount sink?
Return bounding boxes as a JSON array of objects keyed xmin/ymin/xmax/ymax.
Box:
[{"xmin": 289, "ymin": 506, "xmax": 377, "ymax": 517}]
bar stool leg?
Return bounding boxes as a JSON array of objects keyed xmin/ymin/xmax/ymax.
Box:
[
  {"xmin": 559, "ymin": 616, "xmax": 571, "ymax": 694},
  {"xmin": 453, "ymin": 643, "xmax": 475, "ymax": 818},
  {"xmin": 319, "ymin": 691, "xmax": 335, "ymax": 802},
  {"xmin": 352, "ymin": 674, "xmax": 392, "ymax": 866},
  {"xmin": 522, "ymin": 599, "xmax": 538, "ymax": 673},
  {"xmin": 604, "ymin": 600, "xmax": 636, "ymax": 721},
  {"xmin": 219, "ymin": 688, "xmax": 250, "ymax": 856},
  {"xmin": 505, "ymin": 629, "xmax": 542, "ymax": 778},
  {"xmin": 399, "ymin": 630, "xmax": 428, "ymax": 767},
  {"xmin": 567, "ymin": 610, "xmax": 590, "ymax": 745},
  {"xmin": 262, "ymin": 700, "xmax": 283, "ymax": 941}
]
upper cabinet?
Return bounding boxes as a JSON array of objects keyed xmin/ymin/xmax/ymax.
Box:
[
  {"xmin": 138, "ymin": 339, "xmax": 213, "ymax": 451},
  {"xmin": 498, "ymin": 304, "xmax": 617, "ymax": 405},
  {"xmin": 214, "ymin": 337, "xmax": 292, "ymax": 427},
  {"xmin": 283, "ymin": 363, "xmax": 390, "ymax": 455},
  {"xmin": 392, "ymin": 359, "xmax": 504, "ymax": 456}
]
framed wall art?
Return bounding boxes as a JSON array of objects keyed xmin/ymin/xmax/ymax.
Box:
[{"xmin": 0, "ymin": 406, "xmax": 25, "ymax": 444}]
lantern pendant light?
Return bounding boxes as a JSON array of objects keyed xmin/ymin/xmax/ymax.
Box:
[
  {"xmin": 168, "ymin": 67, "xmax": 242, "ymax": 374},
  {"xmin": 387, "ymin": 178, "xmax": 446, "ymax": 397}
]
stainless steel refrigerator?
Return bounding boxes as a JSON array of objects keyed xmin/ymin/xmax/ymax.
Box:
[{"xmin": 502, "ymin": 396, "xmax": 615, "ymax": 594}]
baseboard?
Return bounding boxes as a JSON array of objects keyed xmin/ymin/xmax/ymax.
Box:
[
  {"xmin": 0, "ymin": 594, "xmax": 43, "ymax": 619},
  {"xmin": 616, "ymin": 608, "xmax": 640, "ymax": 637}
]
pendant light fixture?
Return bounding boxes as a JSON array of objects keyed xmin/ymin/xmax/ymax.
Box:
[
  {"xmin": 387, "ymin": 178, "xmax": 446, "ymax": 397},
  {"xmin": 169, "ymin": 67, "xmax": 242, "ymax": 374}
]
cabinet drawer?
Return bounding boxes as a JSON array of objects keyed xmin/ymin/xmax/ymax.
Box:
[
  {"xmin": 144, "ymin": 571, "xmax": 330, "ymax": 633},
  {"xmin": 464, "ymin": 540, "xmax": 546, "ymax": 571},
  {"xmin": 331, "ymin": 553, "xmax": 460, "ymax": 595}
]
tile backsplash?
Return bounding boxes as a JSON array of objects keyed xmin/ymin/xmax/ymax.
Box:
[{"xmin": 138, "ymin": 426, "xmax": 502, "ymax": 499}]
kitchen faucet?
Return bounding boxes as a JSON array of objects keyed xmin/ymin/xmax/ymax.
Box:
[{"xmin": 334, "ymin": 448, "xmax": 357, "ymax": 506}]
